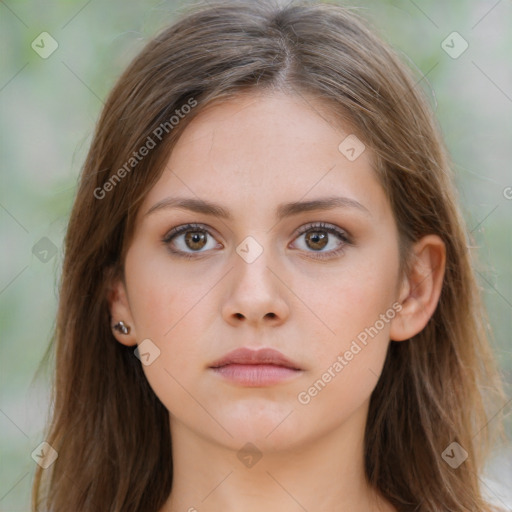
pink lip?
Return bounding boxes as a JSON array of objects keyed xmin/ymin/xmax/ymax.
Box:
[
  {"xmin": 209, "ymin": 347, "xmax": 303, "ymax": 387},
  {"xmin": 209, "ymin": 347, "xmax": 301, "ymax": 370}
]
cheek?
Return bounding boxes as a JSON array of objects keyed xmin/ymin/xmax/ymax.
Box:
[
  {"xmin": 129, "ymin": 276, "xmax": 176, "ymax": 337},
  {"xmin": 308, "ymin": 257, "xmax": 398, "ymax": 344},
  {"xmin": 124, "ymin": 243, "xmax": 197, "ymax": 337},
  {"xmin": 294, "ymin": 271, "xmax": 394, "ymax": 428},
  {"xmin": 124, "ymin": 251, "xmax": 207, "ymax": 413},
  {"xmin": 299, "ymin": 252, "xmax": 399, "ymax": 396},
  {"xmin": 124, "ymin": 242, "xmax": 216, "ymax": 374}
]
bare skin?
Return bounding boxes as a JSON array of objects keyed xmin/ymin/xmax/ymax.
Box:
[{"xmin": 109, "ymin": 90, "xmax": 445, "ymax": 511}]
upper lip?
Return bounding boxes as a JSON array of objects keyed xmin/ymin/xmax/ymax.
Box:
[{"xmin": 209, "ymin": 347, "xmax": 302, "ymax": 370}]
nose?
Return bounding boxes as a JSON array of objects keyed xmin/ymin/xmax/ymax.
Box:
[{"xmin": 221, "ymin": 240, "xmax": 290, "ymax": 328}]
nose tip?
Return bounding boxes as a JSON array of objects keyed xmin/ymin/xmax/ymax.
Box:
[{"xmin": 223, "ymin": 255, "xmax": 289, "ymax": 327}]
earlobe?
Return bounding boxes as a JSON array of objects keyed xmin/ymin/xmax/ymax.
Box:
[
  {"xmin": 390, "ymin": 235, "xmax": 446, "ymax": 342},
  {"xmin": 107, "ymin": 276, "xmax": 138, "ymax": 347}
]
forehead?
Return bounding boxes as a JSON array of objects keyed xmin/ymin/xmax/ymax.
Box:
[{"xmin": 139, "ymin": 90, "xmax": 391, "ymax": 223}]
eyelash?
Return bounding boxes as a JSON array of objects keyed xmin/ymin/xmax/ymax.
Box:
[{"xmin": 162, "ymin": 222, "xmax": 351, "ymax": 260}]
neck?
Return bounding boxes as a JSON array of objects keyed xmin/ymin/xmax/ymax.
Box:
[{"xmin": 160, "ymin": 400, "xmax": 394, "ymax": 512}]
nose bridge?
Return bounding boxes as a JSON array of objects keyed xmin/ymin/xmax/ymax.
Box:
[
  {"xmin": 222, "ymin": 231, "xmax": 289, "ymax": 325},
  {"xmin": 234, "ymin": 232, "xmax": 275, "ymax": 292}
]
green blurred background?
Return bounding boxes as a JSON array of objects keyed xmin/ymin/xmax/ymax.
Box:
[{"xmin": 1, "ymin": 0, "xmax": 511, "ymax": 509}]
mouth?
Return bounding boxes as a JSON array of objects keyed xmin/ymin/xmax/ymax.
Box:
[{"xmin": 208, "ymin": 347, "xmax": 303, "ymax": 387}]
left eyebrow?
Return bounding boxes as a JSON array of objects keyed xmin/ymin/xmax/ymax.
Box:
[
  {"xmin": 276, "ymin": 196, "xmax": 371, "ymax": 219},
  {"xmin": 144, "ymin": 195, "xmax": 371, "ymax": 220}
]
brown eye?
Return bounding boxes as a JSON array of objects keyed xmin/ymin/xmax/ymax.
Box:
[
  {"xmin": 184, "ymin": 231, "xmax": 208, "ymax": 251},
  {"xmin": 304, "ymin": 230, "xmax": 329, "ymax": 251},
  {"xmin": 291, "ymin": 222, "xmax": 350, "ymax": 260},
  {"xmin": 163, "ymin": 223, "xmax": 221, "ymax": 258}
]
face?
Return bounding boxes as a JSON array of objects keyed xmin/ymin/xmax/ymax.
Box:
[{"xmin": 113, "ymin": 90, "xmax": 405, "ymax": 451}]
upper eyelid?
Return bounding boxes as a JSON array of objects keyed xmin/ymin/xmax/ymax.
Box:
[
  {"xmin": 293, "ymin": 221, "xmax": 348, "ymax": 237},
  {"xmin": 163, "ymin": 222, "xmax": 219, "ymax": 241}
]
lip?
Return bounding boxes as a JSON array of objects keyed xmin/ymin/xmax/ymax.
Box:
[
  {"xmin": 209, "ymin": 347, "xmax": 302, "ymax": 370},
  {"xmin": 208, "ymin": 347, "xmax": 303, "ymax": 387}
]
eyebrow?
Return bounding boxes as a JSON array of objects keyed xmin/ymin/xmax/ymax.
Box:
[{"xmin": 144, "ymin": 195, "xmax": 371, "ymax": 220}]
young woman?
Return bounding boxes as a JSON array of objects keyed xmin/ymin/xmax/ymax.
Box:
[{"xmin": 32, "ymin": 1, "xmax": 507, "ymax": 510}]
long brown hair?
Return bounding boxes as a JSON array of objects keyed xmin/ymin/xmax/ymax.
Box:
[{"xmin": 32, "ymin": 1, "xmax": 507, "ymax": 510}]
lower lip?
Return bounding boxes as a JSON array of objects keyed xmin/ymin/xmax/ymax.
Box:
[{"xmin": 210, "ymin": 364, "xmax": 302, "ymax": 386}]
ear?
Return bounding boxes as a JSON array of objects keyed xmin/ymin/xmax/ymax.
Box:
[
  {"xmin": 390, "ymin": 234, "xmax": 446, "ymax": 342},
  {"xmin": 107, "ymin": 273, "xmax": 138, "ymax": 347}
]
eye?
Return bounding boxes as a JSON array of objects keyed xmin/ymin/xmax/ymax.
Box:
[
  {"xmin": 162, "ymin": 221, "xmax": 351, "ymax": 260},
  {"xmin": 290, "ymin": 222, "xmax": 351, "ymax": 260},
  {"xmin": 162, "ymin": 223, "xmax": 221, "ymax": 258}
]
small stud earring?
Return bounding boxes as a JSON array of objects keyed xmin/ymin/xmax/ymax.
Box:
[{"xmin": 113, "ymin": 321, "xmax": 131, "ymax": 335}]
